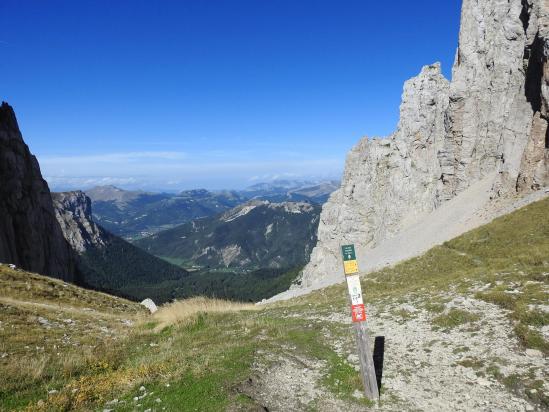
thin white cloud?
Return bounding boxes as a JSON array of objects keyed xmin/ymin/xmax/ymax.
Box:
[
  {"xmin": 45, "ymin": 176, "xmax": 140, "ymax": 190},
  {"xmin": 39, "ymin": 149, "xmax": 343, "ymax": 191},
  {"xmin": 41, "ymin": 151, "xmax": 187, "ymax": 165}
]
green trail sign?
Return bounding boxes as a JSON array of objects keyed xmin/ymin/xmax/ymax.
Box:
[
  {"xmin": 341, "ymin": 244, "xmax": 356, "ymax": 261},
  {"xmin": 341, "ymin": 244, "xmax": 358, "ymax": 275}
]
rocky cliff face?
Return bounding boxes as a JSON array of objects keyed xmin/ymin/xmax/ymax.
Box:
[
  {"xmin": 0, "ymin": 102, "xmax": 76, "ymax": 281},
  {"xmin": 300, "ymin": 0, "xmax": 549, "ymax": 290},
  {"xmin": 51, "ymin": 191, "xmax": 107, "ymax": 253},
  {"xmin": 52, "ymin": 190, "xmax": 190, "ymax": 302},
  {"xmin": 441, "ymin": 0, "xmax": 549, "ymax": 198}
]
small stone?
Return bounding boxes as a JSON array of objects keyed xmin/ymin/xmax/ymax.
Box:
[
  {"xmin": 156, "ymin": 398, "xmax": 162, "ymax": 403},
  {"xmin": 477, "ymin": 378, "xmax": 491, "ymax": 387},
  {"xmin": 525, "ymin": 349, "xmax": 543, "ymax": 358},
  {"xmin": 48, "ymin": 389, "xmax": 58, "ymax": 395},
  {"xmin": 352, "ymin": 389, "xmax": 364, "ymax": 399},
  {"xmin": 139, "ymin": 386, "xmax": 146, "ymax": 392}
]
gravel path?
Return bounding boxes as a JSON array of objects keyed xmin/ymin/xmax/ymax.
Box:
[{"xmin": 256, "ymin": 291, "xmax": 547, "ymax": 411}]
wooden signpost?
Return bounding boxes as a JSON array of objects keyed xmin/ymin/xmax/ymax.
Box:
[{"xmin": 341, "ymin": 244, "xmax": 379, "ymax": 401}]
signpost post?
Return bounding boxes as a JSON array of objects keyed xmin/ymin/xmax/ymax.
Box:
[{"xmin": 341, "ymin": 244, "xmax": 379, "ymax": 401}]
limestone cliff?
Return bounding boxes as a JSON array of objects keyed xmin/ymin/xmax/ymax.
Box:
[
  {"xmin": 441, "ymin": 0, "xmax": 549, "ymax": 197},
  {"xmin": 52, "ymin": 191, "xmax": 107, "ymax": 253},
  {"xmin": 299, "ymin": 0, "xmax": 549, "ymax": 290},
  {"xmin": 0, "ymin": 102, "xmax": 76, "ymax": 281},
  {"xmin": 52, "ymin": 190, "xmax": 189, "ymax": 301}
]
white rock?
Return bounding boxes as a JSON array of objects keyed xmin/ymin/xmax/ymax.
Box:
[
  {"xmin": 477, "ymin": 378, "xmax": 491, "ymax": 387},
  {"xmin": 352, "ymin": 389, "xmax": 364, "ymax": 399},
  {"xmin": 140, "ymin": 298, "xmax": 158, "ymax": 314},
  {"xmin": 525, "ymin": 348, "xmax": 543, "ymax": 358}
]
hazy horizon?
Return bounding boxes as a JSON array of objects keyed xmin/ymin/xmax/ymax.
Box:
[{"xmin": 45, "ymin": 174, "xmax": 341, "ymax": 193}]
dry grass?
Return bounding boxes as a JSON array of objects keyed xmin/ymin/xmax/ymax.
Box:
[{"xmin": 152, "ymin": 296, "xmax": 260, "ymax": 329}]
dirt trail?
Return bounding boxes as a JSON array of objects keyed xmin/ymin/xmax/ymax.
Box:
[{"xmin": 0, "ymin": 296, "xmax": 134, "ymax": 320}]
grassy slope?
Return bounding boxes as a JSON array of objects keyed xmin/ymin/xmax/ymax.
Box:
[{"xmin": 1, "ymin": 197, "xmax": 547, "ymax": 411}]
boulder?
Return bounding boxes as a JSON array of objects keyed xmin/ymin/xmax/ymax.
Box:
[{"xmin": 140, "ymin": 298, "xmax": 158, "ymax": 314}]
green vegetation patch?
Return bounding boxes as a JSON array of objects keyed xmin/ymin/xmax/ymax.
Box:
[{"xmin": 432, "ymin": 309, "xmax": 480, "ymax": 330}]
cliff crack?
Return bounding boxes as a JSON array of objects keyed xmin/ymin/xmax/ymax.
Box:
[{"xmin": 524, "ymin": 35, "xmax": 544, "ymax": 113}]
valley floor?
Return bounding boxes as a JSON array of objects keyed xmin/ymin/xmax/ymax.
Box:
[{"xmin": 1, "ymin": 198, "xmax": 548, "ymax": 411}]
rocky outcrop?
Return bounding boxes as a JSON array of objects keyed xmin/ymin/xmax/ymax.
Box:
[
  {"xmin": 299, "ymin": 0, "xmax": 549, "ymax": 290},
  {"xmin": 0, "ymin": 102, "xmax": 76, "ymax": 281},
  {"xmin": 300, "ymin": 64, "xmax": 450, "ymax": 286},
  {"xmin": 441, "ymin": 0, "xmax": 549, "ymax": 198},
  {"xmin": 51, "ymin": 191, "xmax": 107, "ymax": 253},
  {"xmin": 52, "ymin": 190, "xmax": 190, "ymax": 302}
]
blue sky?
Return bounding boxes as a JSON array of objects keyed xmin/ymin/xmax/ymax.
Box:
[{"xmin": 0, "ymin": 0, "xmax": 461, "ymax": 191}]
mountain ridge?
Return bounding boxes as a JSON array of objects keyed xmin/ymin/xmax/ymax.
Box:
[
  {"xmin": 297, "ymin": 0, "xmax": 549, "ymax": 293},
  {"xmin": 85, "ymin": 180, "xmax": 337, "ymax": 239},
  {"xmin": 135, "ymin": 199, "xmax": 321, "ymax": 272}
]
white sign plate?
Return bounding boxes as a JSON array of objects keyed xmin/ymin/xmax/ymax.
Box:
[{"xmin": 346, "ymin": 275, "xmax": 363, "ymax": 306}]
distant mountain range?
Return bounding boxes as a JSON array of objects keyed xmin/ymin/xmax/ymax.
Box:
[
  {"xmin": 86, "ymin": 180, "xmax": 338, "ymax": 239},
  {"xmin": 0, "ymin": 102, "xmax": 335, "ymax": 302},
  {"xmin": 135, "ymin": 200, "xmax": 321, "ymax": 272},
  {"xmin": 240, "ymin": 179, "xmax": 339, "ymax": 203},
  {"xmin": 86, "ymin": 186, "xmax": 246, "ymax": 239}
]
